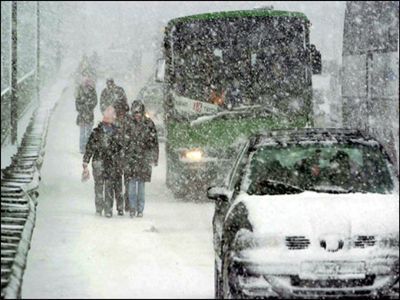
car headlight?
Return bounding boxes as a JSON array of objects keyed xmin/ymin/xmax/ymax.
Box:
[
  {"xmin": 262, "ymin": 236, "xmax": 283, "ymax": 248},
  {"xmin": 179, "ymin": 148, "xmax": 204, "ymax": 162},
  {"xmin": 234, "ymin": 229, "xmax": 283, "ymax": 252}
]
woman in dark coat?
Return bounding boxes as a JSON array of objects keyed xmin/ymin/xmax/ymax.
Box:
[{"xmin": 125, "ymin": 100, "xmax": 159, "ymax": 218}]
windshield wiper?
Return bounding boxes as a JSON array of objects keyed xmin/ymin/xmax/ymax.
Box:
[
  {"xmin": 265, "ymin": 179, "xmax": 304, "ymax": 193},
  {"xmin": 250, "ymin": 179, "xmax": 304, "ymax": 195}
]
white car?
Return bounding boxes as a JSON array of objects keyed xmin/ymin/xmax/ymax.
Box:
[{"xmin": 209, "ymin": 128, "xmax": 399, "ymax": 299}]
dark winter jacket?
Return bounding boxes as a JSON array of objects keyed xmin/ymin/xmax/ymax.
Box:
[
  {"xmin": 83, "ymin": 122, "xmax": 123, "ymax": 178},
  {"xmin": 75, "ymin": 84, "xmax": 97, "ymax": 125},
  {"xmin": 124, "ymin": 115, "xmax": 159, "ymax": 182},
  {"xmin": 100, "ymin": 86, "xmax": 129, "ymax": 119}
]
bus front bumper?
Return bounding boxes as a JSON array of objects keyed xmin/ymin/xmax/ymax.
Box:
[{"xmin": 171, "ymin": 158, "xmax": 231, "ymax": 190}]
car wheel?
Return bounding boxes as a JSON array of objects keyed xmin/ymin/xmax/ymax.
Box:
[
  {"xmin": 222, "ymin": 251, "xmax": 245, "ymax": 299},
  {"xmin": 215, "ymin": 259, "xmax": 223, "ymax": 299}
]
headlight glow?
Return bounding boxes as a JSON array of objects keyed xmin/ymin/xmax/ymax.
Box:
[{"xmin": 184, "ymin": 149, "xmax": 204, "ymax": 161}]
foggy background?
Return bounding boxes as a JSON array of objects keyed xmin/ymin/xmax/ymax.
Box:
[
  {"xmin": 1, "ymin": 1, "xmax": 346, "ymax": 93},
  {"xmin": 67, "ymin": 1, "xmax": 346, "ymax": 64}
]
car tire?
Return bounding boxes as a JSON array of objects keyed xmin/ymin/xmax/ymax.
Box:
[
  {"xmin": 222, "ymin": 251, "xmax": 245, "ymax": 299},
  {"xmin": 215, "ymin": 259, "xmax": 223, "ymax": 299}
]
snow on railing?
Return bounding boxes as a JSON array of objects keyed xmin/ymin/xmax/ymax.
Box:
[{"xmin": 1, "ymin": 70, "xmax": 36, "ymax": 99}]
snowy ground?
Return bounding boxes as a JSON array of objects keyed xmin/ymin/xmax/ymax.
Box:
[{"xmin": 22, "ymin": 76, "xmax": 215, "ymax": 298}]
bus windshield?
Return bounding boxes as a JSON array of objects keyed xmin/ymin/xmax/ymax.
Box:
[{"xmin": 171, "ymin": 16, "xmax": 308, "ymax": 107}]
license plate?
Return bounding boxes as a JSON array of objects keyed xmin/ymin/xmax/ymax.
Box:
[{"xmin": 300, "ymin": 261, "xmax": 366, "ymax": 279}]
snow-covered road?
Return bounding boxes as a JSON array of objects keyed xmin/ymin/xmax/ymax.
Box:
[{"xmin": 22, "ymin": 79, "xmax": 215, "ymax": 298}]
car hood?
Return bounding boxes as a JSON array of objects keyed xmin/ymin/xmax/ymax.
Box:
[{"xmin": 235, "ymin": 191, "xmax": 399, "ymax": 237}]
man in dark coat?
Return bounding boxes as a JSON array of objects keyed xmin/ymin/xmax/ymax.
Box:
[
  {"xmin": 100, "ymin": 78, "xmax": 129, "ymax": 117},
  {"xmin": 125, "ymin": 100, "xmax": 159, "ymax": 218},
  {"xmin": 82, "ymin": 106, "xmax": 124, "ymax": 217},
  {"xmin": 100, "ymin": 78, "xmax": 130, "ymax": 210},
  {"xmin": 75, "ymin": 77, "xmax": 97, "ymax": 154}
]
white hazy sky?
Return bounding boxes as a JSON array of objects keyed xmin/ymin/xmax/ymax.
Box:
[{"xmin": 80, "ymin": 1, "xmax": 346, "ymax": 63}]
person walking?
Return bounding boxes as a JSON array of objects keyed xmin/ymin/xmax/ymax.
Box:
[
  {"xmin": 100, "ymin": 78, "xmax": 129, "ymax": 115},
  {"xmin": 125, "ymin": 100, "xmax": 159, "ymax": 218},
  {"xmin": 100, "ymin": 78, "xmax": 130, "ymax": 211},
  {"xmin": 75, "ymin": 77, "xmax": 97, "ymax": 154},
  {"xmin": 82, "ymin": 106, "xmax": 123, "ymax": 218}
]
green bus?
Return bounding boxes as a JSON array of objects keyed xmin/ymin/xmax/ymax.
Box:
[{"xmin": 155, "ymin": 7, "xmax": 322, "ymax": 198}]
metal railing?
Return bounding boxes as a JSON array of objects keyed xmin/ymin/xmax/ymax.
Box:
[
  {"xmin": 1, "ymin": 70, "xmax": 37, "ymax": 146},
  {"xmin": 1, "ymin": 102, "xmax": 52, "ymax": 299}
]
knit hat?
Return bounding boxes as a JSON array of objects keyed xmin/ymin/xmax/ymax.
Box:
[{"xmin": 131, "ymin": 100, "xmax": 145, "ymax": 115}]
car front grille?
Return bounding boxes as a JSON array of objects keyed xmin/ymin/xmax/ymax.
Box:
[
  {"xmin": 285, "ymin": 236, "xmax": 311, "ymax": 250},
  {"xmin": 354, "ymin": 235, "xmax": 376, "ymax": 248},
  {"xmin": 290, "ymin": 274, "xmax": 376, "ymax": 288}
]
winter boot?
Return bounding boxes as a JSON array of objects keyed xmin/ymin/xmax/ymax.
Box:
[
  {"xmin": 118, "ymin": 210, "xmax": 124, "ymax": 216},
  {"xmin": 105, "ymin": 212, "xmax": 112, "ymax": 218},
  {"xmin": 137, "ymin": 212, "xmax": 143, "ymax": 218},
  {"xmin": 129, "ymin": 209, "xmax": 136, "ymax": 218}
]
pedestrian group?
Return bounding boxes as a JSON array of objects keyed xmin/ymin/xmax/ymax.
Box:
[{"xmin": 75, "ymin": 57, "xmax": 158, "ymax": 219}]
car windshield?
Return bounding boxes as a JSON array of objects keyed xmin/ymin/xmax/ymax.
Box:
[{"xmin": 245, "ymin": 143, "xmax": 394, "ymax": 195}]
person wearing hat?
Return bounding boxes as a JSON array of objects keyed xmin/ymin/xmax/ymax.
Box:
[
  {"xmin": 82, "ymin": 106, "xmax": 124, "ymax": 218},
  {"xmin": 124, "ymin": 100, "xmax": 159, "ymax": 218},
  {"xmin": 75, "ymin": 76, "xmax": 97, "ymax": 154}
]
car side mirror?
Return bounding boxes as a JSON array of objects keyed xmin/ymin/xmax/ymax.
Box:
[
  {"xmin": 155, "ymin": 58, "xmax": 165, "ymax": 82},
  {"xmin": 310, "ymin": 44, "xmax": 322, "ymax": 75},
  {"xmin": 207, "ymin": 186, "xmax": 230, "ymax": 201}
]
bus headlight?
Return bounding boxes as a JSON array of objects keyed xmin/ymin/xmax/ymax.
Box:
[{"xmin": 179, "ymin": 148, "xmax": 204, "ymax": 162}]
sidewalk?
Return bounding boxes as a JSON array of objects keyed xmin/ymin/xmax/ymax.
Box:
[{"xmin": 21, "ymin": 72, "xmax": 214, "ymax": 298}]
